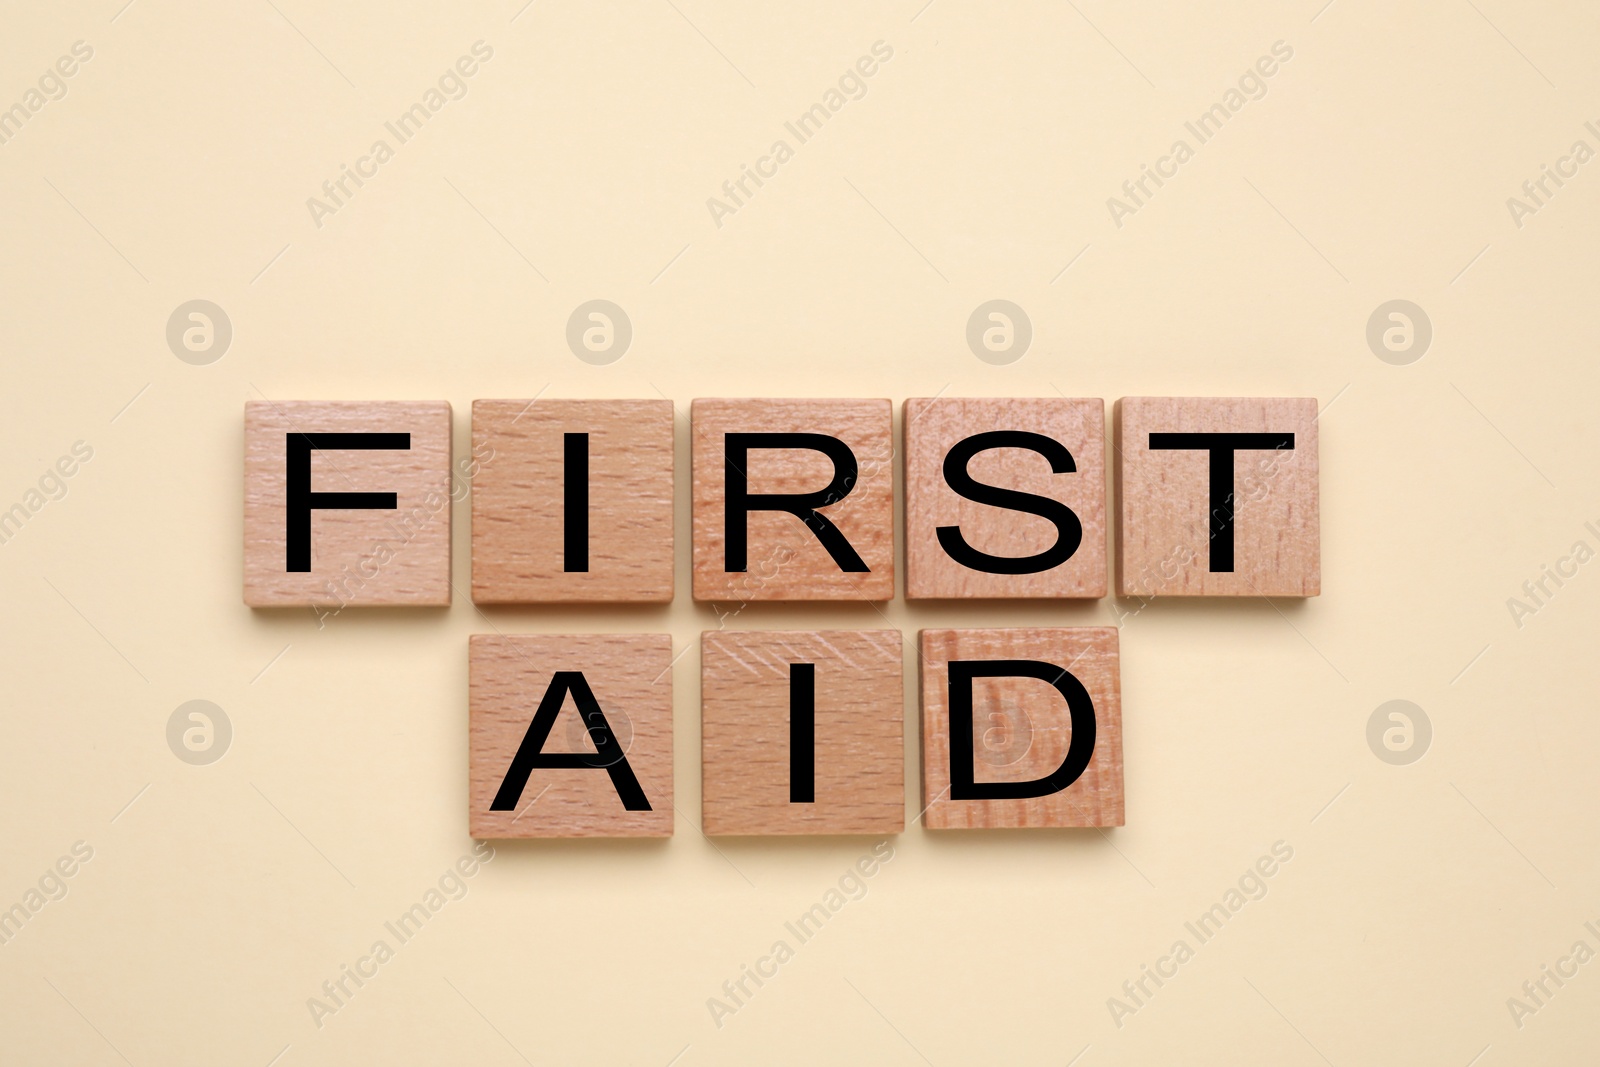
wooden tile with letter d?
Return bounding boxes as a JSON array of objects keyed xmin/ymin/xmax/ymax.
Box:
[{"xmin": 919, "ymin": 627, "xmax": 1124, "ymax": 829}]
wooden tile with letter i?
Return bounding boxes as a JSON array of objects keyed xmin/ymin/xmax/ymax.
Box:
[
  {"xmin": 701, "ymin": 629, "xmax": 904, "ymax": 836},
  {"xmin": 243, "ymin": 400, "xmax": 452, "ymax": 608},
  {"xmin": 469, "ymin": 634, "xmax": 673, "ymax": 838},
  {"xmin": 904, "ymin": 396, "xmax": 1106, "ymax": 599},
  {"xmin": 1116, "ymin": 397, "xmax": 1319, "ymax": 597},
  {"xmin": 692, "ymin": 398, "xmax": 894, "ymax": 601},
  {"xmin": 471, "ymin": 399, "xmax": 675, "ymax": 604},
  {"xmin": 920, "ymin": 627, "xmax": 1123, "ymax": 829}
]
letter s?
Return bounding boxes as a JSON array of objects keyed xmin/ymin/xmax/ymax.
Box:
[{"xmin": 935, "ymin": 430, "xmax": 1083, "ymax": 574}]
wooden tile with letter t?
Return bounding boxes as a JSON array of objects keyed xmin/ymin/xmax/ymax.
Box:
[
  {"xmin": 243, "ymin": 401, "xmax": 451, "ymax": 608},
  {"xmin": 701, "ymin": 630, "xmax": 904, "ymax": 836},
  {"xmin": 920, "ymin": 628, "xmax": 1123, "ymax": 829},
  {"xmin": 904, "ymin": 397, "xmax": 1106, "ymax": 599},
  {"xmin": 692, "ymin": 399, "xmax": 894, "ymax": 601},
  {"xmin": 1116, "ymin": 397, "xmax": 1319, "ymax": 597},
  {"xmin": 471, "ymin": 399, "xmax": 675, "ymax": 604},
  {"xmin": 469, "ymin": 634, "xmax": 673, "ymax": 838}
]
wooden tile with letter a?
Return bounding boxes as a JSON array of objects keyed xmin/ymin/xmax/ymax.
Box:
[
  {"xmin": 692, "ymin": 398, "xmax": 894, "ymax": 601},
  {"xmin": 919, "ymin": 627, "xmax": 1123, "ymax": 829},
  {"xmin": 904, "ymin": 397, "xmax": 1106, "ymax": 599},
  {"xmin": 471, "ymin": 399, "xmax": 675, "ymax": 604},
  {"xmin": 701, "ymin": 629, "xmax": 904, "ymax": 836},
  {"xmin": 1115, "ymin": 397, "xmax": 1319, "ymax": 597},
  {"xmin": 469, "ymin": 634, "xmax": 673, "ymax": 838},
  {"xmin": 243, "ymin": 400, "xmax": 452, "ymax": 608}
]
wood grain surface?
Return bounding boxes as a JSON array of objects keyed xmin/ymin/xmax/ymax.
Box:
[
  {"xmin": 701, "ymin": 629, "xmax": 904, "ymax": 836},
  {"xmin": 243, "ymin": 400, "xmax": 452, "ymax": 608},
  {"xmin": 471, "ymin": 399, "xmax": 675, "ymax": 604},
  {"xmin": 904, "ymin": 396, "xmax": 1107, "ymax": 599},
  {"xmin": 1115, "ymin": 397, "xmax": 1320, "ymax": 597},
  {"xmin": 920, "ymin": 627, "xmax": 1124, "ymax": 829},
  {"xmin": 469, "ymin": 633, "xmax": 673, "ymax": 838},
  {"xmin": 692, "ymin": 398, "xmax": 895, "ymax": 601}
]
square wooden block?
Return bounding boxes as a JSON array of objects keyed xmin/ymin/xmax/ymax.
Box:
[
  {"xmin": 701, "ymin": 629, "xmax": 904, "ymax": 836},
  {"xmin": 904, "ymin": 397, "xmax": 1107, "ymax": 599},
  {"xmin": 469, "ymin": 633, "xmax": 673, "ymax": 838},
  {"xmin": 244, "ymin": 400, "xmax": 452, "ymax": 608},
  {"xmin": 692, "ymin": 399, "xmax": 894, "ymax": 601},
  {"xmin": 471, "ymin": 399, "xmax": 675, "ymax": 604},
  {"xmin": 920, "ymin": 628, "xmax": 1123, "ymax": 829},
  {"xmin": 1116, "ymin": 397, "xmax": 1320, "ymax": 597}
]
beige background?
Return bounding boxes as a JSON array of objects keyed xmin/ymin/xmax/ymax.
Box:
[{"xmin": 1, "ymin": 1, "xmax": 1597, "ymax": 1064}]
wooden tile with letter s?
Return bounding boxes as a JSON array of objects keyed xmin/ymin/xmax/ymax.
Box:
[
  {"xmin": 920, "ymin": 627, "xmax": 1123, "ymax": 830},
  {"xmin": 469, "ymin": 633, "xmax": 673, "ymax": 838},
  {"xmin": 471, "ymin": 399, "xmax": 674, "ymax": 604},
  {"xmin": 243, "ymin": 400, "xmax": 452, "ymax": 608},
  {"xmin": 692, "ymin": 398, "xmax": 894, "ymax": 601},
  {"xmin": 701, "ymin": 629, "xmax": 904, "ymax": 836},
  {"xmin": 904, "ymin": 396, "xmax": 1106, "ymax": 599},
  {"xmin": 1116, "ymin": 397, "xmax": 1319, "ymax": 597}
]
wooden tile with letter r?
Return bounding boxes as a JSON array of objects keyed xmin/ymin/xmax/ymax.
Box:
[
  {"xmin": 692, "ymin": 398, "xmax": 894, "ymax": 601},
  {"xmin": 1116, "ymin": 397, "xmax": 1319, "ymax": 597},
  {"xmin": 243, "ymin": 400, "xmax": 451, "ymax": 608},
  {"xmin": 471, "ymin": 399, "xmax": 675, "ymax": 604},
  {"xmin": 920, "ymin": 627, "xmax": 1123, "ymax": 830},
  {"xmin": 904, "ymin": 396, "xmax": 1106, "ymax": 599},
  {"xmin": 469, "ymin": 634, "xmax": 673, "ymax": 838},
  {"xmin": 701, "ymin": 629, "xmax": 904, "ymax": 836}
]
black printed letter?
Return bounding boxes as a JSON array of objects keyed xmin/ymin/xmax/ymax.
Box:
[
  {"xmin": 789, "ymin": 663, "xmax": 815, "ymax": 803},
  {"xmin": 563, "ymin": 432, "xmax": 588, "ymax": 572},
  {"xmin": 936, "ymin": 430, "xmax": 1083, "ymax": 574},
  {"xmin": 285, "ymin": 432, "xmax": 409, "ymax": 572},
  {"xmin": 491, "ymin": 671, "xmax": 649, "ymax": 811},
  {"xmin": 724, "ymin": 432, "xmax": 868, "ymax": 572},
  {"xmin": 948, "ymin": 659, "xmax": 1096, "ymax": 800},
  {"xmin": 1146, "ymin": 432, "xmax": 1294, "ymax": 572}
]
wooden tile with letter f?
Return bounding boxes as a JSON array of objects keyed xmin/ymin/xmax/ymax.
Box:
[{"xmin": 243, "ymin": 400, "xmax": 452, "ymax": 608}]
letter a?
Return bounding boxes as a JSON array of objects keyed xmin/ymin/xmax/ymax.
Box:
[{"xmin": 491, "ymin": 671, "xmax": 650, "ymax": 811}]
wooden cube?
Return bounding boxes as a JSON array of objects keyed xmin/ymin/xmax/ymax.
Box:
[
  {"xmin": 244, "ymin": 400, "xmax": 452, "ymax": 608},
  {"xmin": 469, "ymin": 634, "xmax": 673, "ymax": 838},
  {"xmin": 692, "ymin": 399, "xmax": 894, "ymax": 601},
  {"xmin": 919, "ymin": 627, "xmax": 1123, "ymax": 829},
  {"xmin": 1116, "ymin": 397, "xmax": 1320, "ymax": 597},
  {"xmin": 904, "ymin": 397, "xmax": 1106, "ymax": 599},
  {"xmin": 701, "ymin": 629, "xmax": 904, "ymax": 836},
  {"xmin": 471, "ymin": 399, "xmax": 675, "ymax": 604}
]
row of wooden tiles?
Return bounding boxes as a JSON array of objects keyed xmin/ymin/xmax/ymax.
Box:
[
  {"xmin": 471, "ymin": 627, "xmax": 1123, "ymax": 838},
  {"xmin": 244, "ymin": 396, "xmax": 1320, "ymax": 608}
]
